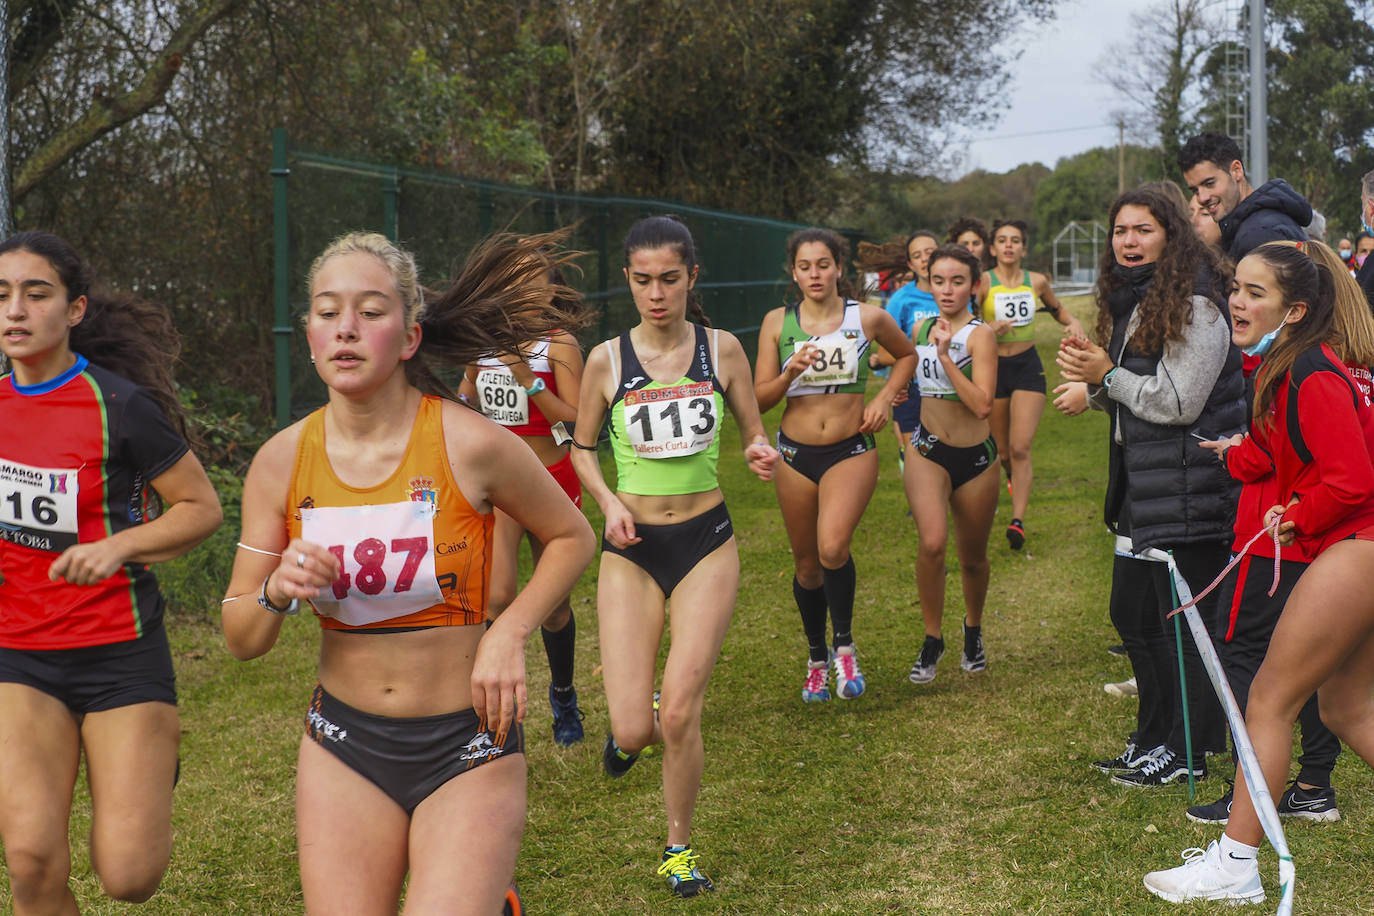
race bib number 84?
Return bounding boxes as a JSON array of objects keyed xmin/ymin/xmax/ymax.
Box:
[
  {"xmin": 623, "ymin": 382, "xmax": 717, "ymax": 458},
  {"xmin": 795, "ymin": 332, "xmax": 859, "ymax": 386},
  {"xmin": 0, "ymin": 460, "xmax": 79, "ymax": 553}
]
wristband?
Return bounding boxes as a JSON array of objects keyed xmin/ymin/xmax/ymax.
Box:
[
  {"xmin": 258, "ymin": 574, "xmax": 299, "ymax": 615},
  {"xmin": 524, "ymin": 377, "xmax": 546, "ymax": 397},
  {"xmin": 1102, "ymin": 367, "xmax": 1119, "ymax": 391}
]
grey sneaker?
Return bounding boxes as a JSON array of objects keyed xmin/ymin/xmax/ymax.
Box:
[{"xmin": 909, "ymin": 635, "xmax": 945, "ymax": 684}]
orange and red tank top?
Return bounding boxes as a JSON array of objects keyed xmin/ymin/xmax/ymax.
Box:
[{"xmin": 286, "ymin": 395, "xmax": 492, "ymax": 630}]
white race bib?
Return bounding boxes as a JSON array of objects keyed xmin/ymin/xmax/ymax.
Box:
[
  {"xmin": 474, "ymin": 368, "xmax": 529, "ymax": 426},
  {"xmin": 622, "ymin": 382, "xmax": 717, "ymax": 458},
  {"xmin": 0, "ymin": 460, "xmax": 79, "ymax": 553},
  {"xmin": 300, "ymin": 501, "xmax": 445, "ymax": 626},
  {"xmin": 994, "ymin": 290, "xmax": 1035, "ymax": 327},
  {"xmin": 794, "ymin": 331, "xmax": 860, "ymax": 386},
  {"xmin": 915, "ymin": 343, "xmax": 957, "ymax": 397}
]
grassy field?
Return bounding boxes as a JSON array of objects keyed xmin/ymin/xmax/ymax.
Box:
[{"xmin": 19, "ymin": 296, "xmax": 1374, "ymax": 914}]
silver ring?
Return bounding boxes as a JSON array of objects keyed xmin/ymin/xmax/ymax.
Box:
[{"xmin": 296, "ymin": 552, "xmax": 306, "ymax": 568}]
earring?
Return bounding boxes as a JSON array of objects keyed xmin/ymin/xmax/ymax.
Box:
[{"xmin": 309, "ymin": 354, "xmax": 316, "ymax": 364}]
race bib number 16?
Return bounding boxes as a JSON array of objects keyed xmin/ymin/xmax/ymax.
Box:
[{"xmin": 0, "ymin": 460, "xmax": 79, "ymax": 553}]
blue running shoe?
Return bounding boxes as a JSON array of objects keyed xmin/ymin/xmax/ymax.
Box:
[
  {"xmin": 602, "ymin": 734, "xmax": 639, "ymax": 778},
  {"xmin": 549, "ymin": 685, "xmax": 584, "ymax": 747},
  {"xmin": 802, "ymin": 656, "xmax": 830, "ymax": 702},
  {"xmin": 657, "ymin": 847, "xmax": 714, "ymax": 898}
]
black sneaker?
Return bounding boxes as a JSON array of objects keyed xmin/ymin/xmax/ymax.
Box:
[
  {"xmin": 1091, "ymin": 741, "xmax": 1161, "ymax": 774},
  {"xmin": 549, "ymin": 685, "xmax": 585, "ymax": 747},
  {"xmin": 1186, "ymin": 786, "xmax": 1234, "ymax": 825},
  {"xmin": 909, "ymin": 635, "xmax": 945, "ymax": 684},
  {"xmin": 960, "ymin": 621, "xmax": 986, "ymax": 672},
  {"xmin": 1107, "ymin": 643, "xmax": 1127, "ymax": 657},
  {"xmin": 1006, "ymin": 518, "xmax": 1025, "ymax": 550},
  {"xmin": 602, "ymin": 734, "xmax": 639, "ymax": 778},
  {"xmin": 1111, "ymin": 747, "xmax": 1205, "ymax": 787},
  {"xmin": 1276, "ymin": 781, "xmax": 1341, "ymax": 822},
  {"xmin": 657, "ymin": 847, "xmax": 714, "ymax": 898}
]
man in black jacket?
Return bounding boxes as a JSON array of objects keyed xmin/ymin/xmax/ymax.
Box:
[
  {"xmin": 1357, "ymin": 168, "xmax": 1374, "ymax": 309},
  {"xmin": 1179, "ymin": 132, "xmax": 1312, "ymax": 261}
]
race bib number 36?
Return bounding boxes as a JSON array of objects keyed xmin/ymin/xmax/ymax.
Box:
[
  {"xmin": 795, "ymin": 332, "xmax": 859, "ymax": 386},
  {"xmin": 994, "ymin": 290, "xmax": 1035, "ymax": 327},
  {"xmin": 623, "ymin": 382, "xmax": 717, "ymax": 458},
  {"xmin": 475, "ymin": 368, "xmax": 529, "ymax": 426},
  {"xmin": 300, "ymin": 501, "xmax": 445, "ymax": 627},
  {"xmin": 0, "ymin": 460, "xmax": 79, "ymax": 553}
]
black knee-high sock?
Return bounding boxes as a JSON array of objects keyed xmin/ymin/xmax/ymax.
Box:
[
  {"xmin": 794, "ymin": 578, "xmax": 829, "ymax": 663},
  {"xmin": 823, "ymin": 556, "xmax": 857, "ymax": 650},
  {"xmin": 541, "ymin": 611, "xmax": 576, "ymax": 692}
]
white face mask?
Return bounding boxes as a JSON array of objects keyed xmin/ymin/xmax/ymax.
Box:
[{"xmin": 1339, "ymin": 247, "xmax": 1353, "ymax": 259}]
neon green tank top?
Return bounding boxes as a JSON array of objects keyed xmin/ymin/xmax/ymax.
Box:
[
  {"xmin": 981, "ymin": 269, "xmax": 1038, "ymax": 344},
  {"xmin": 607, "ymin": 325, "xmax": 725, "ymax": 496}
]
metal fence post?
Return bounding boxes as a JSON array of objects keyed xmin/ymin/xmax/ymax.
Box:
[
  {"xmin": 383, "ymin": 167, "xmax": 400, "ymax": 242},
  {"xmin": 271, "ymin": 128, "xmax": 292, "ymax": 429}
]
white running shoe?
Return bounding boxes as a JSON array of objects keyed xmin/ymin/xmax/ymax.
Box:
[
  {"xmin": 1104, "ymin": 676, "xmax": 1138, "ymax": 698},
  {"xmin": 802, "ymin": 657, "xmax": 830, "ymax": 702},
  {"xmin": 832, "ymin": 645, "xmax": 865, "ymax": 699},
  {"xmin": 1143, "ymin": 841, "xmax": 1264, "ymax": 904}
]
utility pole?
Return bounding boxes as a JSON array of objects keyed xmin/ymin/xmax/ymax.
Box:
[
  {"xmin": 1248, "ymin": 0, "xmax": 1267, "ymax": 185},
  {"xmin": 1117, "ymin": 117, "xmax": 1126, "ymax": 194},
  {"xmin": 1, "ymin": 0, "xmax": 10, "ymax": 236}
]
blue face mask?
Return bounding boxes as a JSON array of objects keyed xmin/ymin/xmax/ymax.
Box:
[{"xmin": 1241, "ymin": 308, "xmax": 1293, "ymax": 357}]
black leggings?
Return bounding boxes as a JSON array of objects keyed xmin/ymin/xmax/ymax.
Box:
[{"xmin": 1109, "ymin": 542, "xmax": 1227, "ymax": 767}]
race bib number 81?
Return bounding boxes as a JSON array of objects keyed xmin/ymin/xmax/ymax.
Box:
[
  {"xmin": 623, "ymin": 382, "xmax": 717, "ymax": 458},
  {"xmin": 795, "ymin": 332, "xmax": 859, "ymax": 386},
  {"xmin": 0, "ymin": 460, "xmax": 79, "ymax": 553},
  {"xmin": 994, "ymin": 290, "xmax": 1035, "ymax": 327}
]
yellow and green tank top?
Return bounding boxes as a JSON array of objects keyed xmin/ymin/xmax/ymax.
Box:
[
  {"xmin": 607, "ymin": 324, "xmax": 725, "ymax": 496},
  {"xmin": 981, "ymin": 269, "xmax": 1038, "ymax": 344}
]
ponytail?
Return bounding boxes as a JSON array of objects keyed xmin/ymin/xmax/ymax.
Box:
[
  {"xmin": 1247, "ymin": 242, "xmax": 1338, "ymax": 419},
  {"xmin": 624, "ymin": 215, "xmax": 711, "ymax": 327},
  {"xmin": 0, "ymin": 231, "xmax": 191, "ymax": 443}
]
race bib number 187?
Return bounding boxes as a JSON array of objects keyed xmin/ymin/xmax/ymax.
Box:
[{"xmin": 0, "ymin": 460, "xmax": 79, "ymax": 553}]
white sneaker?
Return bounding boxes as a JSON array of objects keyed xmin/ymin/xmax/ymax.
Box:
[
  {"xmin": 1143, "ymin": 841, "xmax": 1265, "ymax": 904},
  {"xmin": 1104, "ymin": 676, "xmax": 1138, "ymax": 698},
  {"xmin": 832, "ymin": 645, "xmax": 865, "ymax": 699}
]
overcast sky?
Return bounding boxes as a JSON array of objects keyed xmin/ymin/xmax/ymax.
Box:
[{"xmin": 959, "ymin": 0, "xmax": 1160, "ymax": 175}]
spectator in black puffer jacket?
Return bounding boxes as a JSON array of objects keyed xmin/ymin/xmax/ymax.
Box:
[{"xmin": 1179, "ymin": 132, "xmax": 1313, "ymax": 261}]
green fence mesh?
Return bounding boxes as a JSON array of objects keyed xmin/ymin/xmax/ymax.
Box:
[{"xmin": 272, "ymin": 130, "xmax": 814, "ymax": 425}]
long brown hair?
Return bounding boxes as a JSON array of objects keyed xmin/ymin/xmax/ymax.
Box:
[
  {"xmin": 1272, "ymin": 239, "xmax": 1374, "ymax": 368},
  {"xmin": 1246, "ymin": 242, "xmax": 1338, "ymax": 420},
  {"xmin": 307, "ymin": 229, "xmax": 592, "ymax": 402},
  {"xmin": 785, "ymin": 228, "xmax": 857, "ymax": 301},
  {"xmin": 1094, "ymin": 188, "xmax": 1230, "ymax": 357},
  {"xmin": 0, "ymin": 231, "xmax": 192, "ymax": 443}
]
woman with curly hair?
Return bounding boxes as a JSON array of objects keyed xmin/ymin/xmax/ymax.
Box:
[
  {"xmin": 946, "ymin": 216, "xmax": 993, "ymax": 271},
  {"xmin": 1058, "ymin": 187, "xmax": 1243, "ymax": 788}
]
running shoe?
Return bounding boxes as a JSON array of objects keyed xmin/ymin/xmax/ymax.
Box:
[
  {"xmin": 802, "ymin": 656, "xmax": 831, "ymax": 702},
  {"xmin": 549, "ymin": 685, "xmax": 585, "ymax": 747},
  {"xmin": 502, "ymin": 884, "xmax": 523, "ymax": 916},
  {"xmin": 1006, "ymin": 517, "xmax": 1025, "ymax": 550},
  {"xmin": 657, "ymin": 847, "xmax": 714, "ymax": 898},
  {"xmin": 602, "ymin": 734, "xmax": 639, "ymax": 778},
  {"xmin": 908, "ymin": 635, "xmax": 945, "ymax": 684},
  {"xmin": 1276, "ymin": 781, "xmax": 1341, "ymax": 822},
  {"xmin": 960, "ymin": 622, "xmax": 986, "ymax": 672},
  {"xmin": 1111, "ymin": 746, "xmax": 1206, "ymax": 787},
  {"xmin": 1091, "ymin": 740, "xmax": 1161, "ymax": 774},
  {"xmin": 1107, "ymin": 643, "xmax": 1128, "ymax": 657},
  {"xmin": 1103, "ymin": 676, "xmax": 1138, "ymax": 698},
  {"xmin": 1143, "ymin": 841, "xmax": 1264, "ymax": 904},
  {"xmin": 832, "ymin": 645, "xmax": 865, "ymax": 698},
  {"xmin": 1186, "ymin": 786, "xmax": 1234, "ymax": 825}
]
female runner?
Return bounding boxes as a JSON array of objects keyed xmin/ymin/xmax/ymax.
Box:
[
  {"xmin": 0, "ymin": 231, "xmax": 222, "ymax": 912},
  {"xmin": 867, "ymin": 231, "xmax": 938, "ymax": 463},
  {"xmin": 1144, "ymin": 242, "xmax": 1374, "ymax": 904},
  {"xmin": 904, "ymin": 245, "xmax": 999, "ymax": 684},
  {"xmin": 460, "ymin": 250, "xmax": 589, "ymax": 747},
  {"xmin": 982, "ymin": 219, "xmax": 1083, "ymax": 549},
  {"xmin": 946, "ymin": 217, "xmax": 993, "ymax": 271},
  {"xmin": 754, "ymin": 229, "xmax": 914, "ymax": 702},
  {"xmin": 570, "ymin": 215, "xmax": 777, "ymax": 897},
  {"xmin": 221, "ymin": 232, "xmax": 595, "ymax": 915}
]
